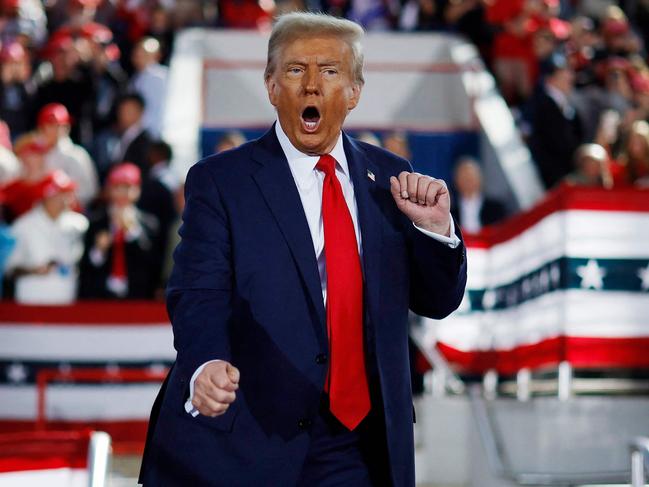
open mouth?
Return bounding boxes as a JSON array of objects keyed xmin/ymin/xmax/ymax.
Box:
[{"xmin": 301, "ymin": 106, "xmax": 321, "ymax": 133}]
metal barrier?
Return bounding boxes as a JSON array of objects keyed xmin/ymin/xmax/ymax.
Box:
[
  {"xmin": 35, "ymin": 367, "xmax": 168, "ymax": 430},
  {"xmin": 631, "ymin": 437, "xmax": 649, "ymax": 487}
]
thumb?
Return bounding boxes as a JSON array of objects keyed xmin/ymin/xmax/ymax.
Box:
[{"xmin": 226, "ymin": 363, "xmax": 240, "ymax": 384}]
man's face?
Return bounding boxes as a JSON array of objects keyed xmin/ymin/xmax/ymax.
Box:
[
  {"xmin": 109, "ymin": 183, "xmax": 140, "ymax": 207},
  {"xmin": 265, "ymin": 36, "xmax": 361, "ymax": 155},
  {"xmin": 117, "ymin": 100, "xmax": 142, "ymax": 131}
]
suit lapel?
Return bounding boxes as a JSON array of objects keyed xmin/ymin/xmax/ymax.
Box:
[
  {"xmin": 251, "ymin": 127, "xmax": 327, "ymax": 347},
  {"xmin": 343, "ymin": 134, "xmax": 383, "ymax": 321}
]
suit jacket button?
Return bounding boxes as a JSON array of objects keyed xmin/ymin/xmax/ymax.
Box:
[
  {"xmin": 315, "ymin": 353, "xmax": 327, "ymax": 365},
  {"xmin": 298, "ymin": 418, "xmax": 312, "ymax": 430}
]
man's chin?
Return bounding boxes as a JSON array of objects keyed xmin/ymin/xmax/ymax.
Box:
[{"xmin": 294, "ymin": 133, "xmax": 336, "ymax": 156}]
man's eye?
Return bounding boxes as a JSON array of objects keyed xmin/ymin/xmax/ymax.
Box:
[
  {"xmin": 323, "ymin": 69, "xmax": 337, "ymax": 76},
  {"xmin": 288, "ymin": 67, "xmax": 302, "ymax": 75}
]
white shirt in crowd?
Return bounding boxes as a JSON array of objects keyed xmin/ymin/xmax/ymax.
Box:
[
  {"xmin": 130, "ymin": 63, "xmax": 168, "ymax": 138},
  {"xmin": 458, "ymin": 194, "xmax": 484, "ymax": 234},
  {"xmin": 5, "ymin": 205, "xmax": 88, "ymax": 304},
  {"xmin": 0, "ymin": 145, "xmax": 20, "ymax": 184},
  {"xmin": 184, "ymin": 122, "xmax": 460, "ymax": 416},
  {"xmin": 45, "ymin": 137, "xmax": 99, "ymax": 206}
]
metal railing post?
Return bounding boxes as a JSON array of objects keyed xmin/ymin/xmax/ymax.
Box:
[{"xmin": 630, "ymin": 437, "xmax": 649, "ymax": 487}]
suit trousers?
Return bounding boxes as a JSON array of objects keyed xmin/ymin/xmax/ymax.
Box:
[{"xmin": 296, "ymin": 395, "xmax": 392, "ymax": 487}]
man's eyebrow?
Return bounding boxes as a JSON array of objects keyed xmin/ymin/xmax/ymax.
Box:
[{"xmin": 318, "ymin": 60, "xmax": 341, "ymax": 66}]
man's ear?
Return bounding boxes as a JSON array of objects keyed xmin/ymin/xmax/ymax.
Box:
[
  {"xmin": 347, "ymin": 83, "xmax": 362, "ymax": 111},
  {"xmin": 265, "ymin": 76, "xmax": 278, "ymax": 107}
]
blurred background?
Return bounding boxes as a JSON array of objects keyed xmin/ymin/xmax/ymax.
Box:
[{"xmin": 0, "ymin": 0, "xmax": 648, "ymax": 485}]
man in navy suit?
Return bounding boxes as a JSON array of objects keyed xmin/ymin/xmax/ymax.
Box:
[{"xmin": 140, "ymin": 12, "xmax": 467, "ymax": 487}]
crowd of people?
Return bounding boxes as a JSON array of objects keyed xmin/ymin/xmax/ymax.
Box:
[{"xmin": 0, "ymin": 0, "xmax": 647, "ymax": 304}]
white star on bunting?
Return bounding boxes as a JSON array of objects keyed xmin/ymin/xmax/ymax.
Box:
[
  {"xmin": 6, "ymin": 363, "xmax": 28, "ymax": 384},
  {"xmin": 576, "ymin": 259, "xmax": 606, "ymax": 290},
  {"xmin": 637, "ymin": 264, "xmax": 649, "ymax": 291},
  {"xmin": 482, "ymin": 289, "xmax": 497, "ymax": 310}
]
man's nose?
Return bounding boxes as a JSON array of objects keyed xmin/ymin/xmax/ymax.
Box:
[{"xmin": 302, "ymin": 67, "xmax": 320, "ymax": 95}]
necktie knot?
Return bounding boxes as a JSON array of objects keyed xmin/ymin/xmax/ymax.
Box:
[{"xmin": 316, "ymin": 154, "xmax": 336, "ymax": 177}]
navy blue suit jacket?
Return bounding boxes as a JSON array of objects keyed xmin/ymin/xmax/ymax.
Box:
[{"xmin": 139, "ymin": 126, "xmax": 467, "ymax": 486}]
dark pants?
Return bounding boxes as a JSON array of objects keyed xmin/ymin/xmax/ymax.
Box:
[{"xmin": 297, "ymin": 396, "xmax": 392, "ymax": 487}]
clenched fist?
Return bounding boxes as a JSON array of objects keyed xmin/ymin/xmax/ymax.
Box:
[
  {"xmin": 191, "ymin": 361, "xmax": 240, "ymax": 417},
  {"xmin": 390, "ymin": 171, "xmax": 451, "ymax": 236}
]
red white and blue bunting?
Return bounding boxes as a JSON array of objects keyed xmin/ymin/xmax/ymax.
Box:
[{"xmin": 419, "ymin": 185, "xmax": 649, "ymax": 375}]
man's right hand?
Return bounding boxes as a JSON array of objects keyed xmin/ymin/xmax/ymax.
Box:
[{"xmin": 191, "ymin": 361, "xmax": 240, "ymax": 417}]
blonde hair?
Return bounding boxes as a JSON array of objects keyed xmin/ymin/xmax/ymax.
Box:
[{"xmin": 264, "ymin": 12, "xmax": 365, "ymax": 86}]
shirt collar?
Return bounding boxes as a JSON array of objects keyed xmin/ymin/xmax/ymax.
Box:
[{"xmin": 274, "ymin": 120, "xmax": 349, "ymax": 189}]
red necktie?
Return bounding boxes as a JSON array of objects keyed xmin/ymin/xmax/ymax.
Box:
[
  {"xmin": 110, "ymin": 228, "xmax": 127, "ymax": 280},
  {"xmin": 316, "ymin": 154, "xmax": 370, "ymax": 430}
]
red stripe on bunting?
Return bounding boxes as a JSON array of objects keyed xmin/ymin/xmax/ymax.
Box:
[
  {"xmin": 0, "ymin": 301, "xmax": 168, "ymax": 325},
  {"xmin": 462, "ymin": 185, "xmax": 649, "ymax": 248},
  {"xmin": 437, "ymin": 336, "xmax": 649, "ymax": 375}
]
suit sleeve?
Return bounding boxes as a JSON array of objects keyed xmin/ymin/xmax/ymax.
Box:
[
  {"xmin": 166, "ymin": 161, "xmax": 234, "ymax": 384},
  {"xmin": 392, "ymin": 158, "xmax": 467, "ymax": 319},
  {"xmin": 407, "ymin": 218, "xmax": 467, "ymax": 319}
]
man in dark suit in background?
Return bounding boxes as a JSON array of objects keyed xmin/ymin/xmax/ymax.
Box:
[
  {"xmin": 451, "ymin": 156, "xmax": 507, "ymax": 234},
  {"xmin": 528, "ymin": 52, "xmax": 584, "ymax": 189},
  {"xmin": 140, "ymin": 12, "xmax": 466, "ymax": 487}
]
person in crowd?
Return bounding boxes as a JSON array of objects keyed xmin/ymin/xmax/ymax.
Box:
[
  {"xmin": 0, "ymin": 121, "xmax": 20, "ymax": 183},
  {"xmin": 0, "ymin": 0, "xmax": 48, "ymax": 47},
  {"xmin": 485, "ymin": 0, "xmax": 537, "ymax": 105},
  {"xmin": 529, "ymin": 51, "xmax": 584, "ymax": 189},
  {"xmin": 79, "ymin": 162, "xmax": 158, "ymax": 299},
  {"xmin": 599, "ymin": 6, "xmax": 642, "ymax": 58},
  {"xmin": 146, "ymin": 6, "xmax": 176, "ymax": 66},
  {"xmin": 108, "ymin": 93, "xmax": 152, "ymax": 179},
  {"xmin": 38, "ymin": 103, "xmax": 99, "ymax": 208},
  {"xmin": 451, "ymin": 156, "xmax": 507, "ymax": 233},
  {"xmin": 567, "ymin": 15, "xmax": 602, "ymax": 88},
  {"xmin": 1, "ymin": 133, "xmax": 52, "ymax": 222},
  {"xmin": 129, "ymin": 37, "xmax": 168, "ymax": 138},
  {"xmin": 34, "ymin": 33, "xmax": 95, "ymax": 146},
  {"xmin": 563, "ymin": 143, "xmax": 612, "ymax": 188},
  {"xmin": 214, "ymin": 130, "xmax": 246, "ymax": 153},
  {"xmin": 0, "ymin": 42, "xmax": 36, "ymax": 141},
  {"xmin": 137, "ymin": 140, "xmax": 179, "ymax": 295},
  {"xmin": 81, "ymin": 22, "xmax": 129, "ymax": 135},
  {"xmin": 383, "ymin": 130, "xmax": 412, "ymax": 160},
  {"xmin": 4, "ymin": 170, "xmax": 87, "ymax": 304},
  {"xmin": 615, "ymin": 120, "xmax": 649, "ymax": 187}
]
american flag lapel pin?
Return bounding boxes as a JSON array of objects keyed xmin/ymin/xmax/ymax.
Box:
[{"xmin": 367, "ymin": 169, "xmax": 375, "ymax": 182}]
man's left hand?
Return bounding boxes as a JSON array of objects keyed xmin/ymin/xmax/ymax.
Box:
[{"xmin": 390, "ymin": 171, "xmax": 451, "ymax": 236}]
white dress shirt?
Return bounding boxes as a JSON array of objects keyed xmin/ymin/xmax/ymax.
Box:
[
  {"xmin": 184, "ymin": 122, "xmax": 460, "ymax": 416},
  {"xmin": 459, "ymin": 194, "xmax": 484, "ymax": 234}
]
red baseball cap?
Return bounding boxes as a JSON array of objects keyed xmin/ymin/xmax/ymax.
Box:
[
  {"xmin": 80, "ymin": 22, "xmax": 113, "ymax": 44},
  {"xmin": 107, "ymin": 162, "xmax": 141, "ymax": 186},
  {"xmin": 42, "ymin": 170, "xmax": 77, "ymax": 199},
  {"xmin": 41, "ymin": 33, "xmax": 73, "ymax": 59},
  {"xmin": 603, "ymin": 18, "xmax": 629, "ymax": 36},
  {"xmin": 37, "ymin": 103, "xmax": 71, "ymax": 127}
]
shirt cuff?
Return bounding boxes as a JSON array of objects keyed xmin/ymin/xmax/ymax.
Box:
[
  {"xmin": 413, "ymin": 217, "xmax": 461, "ymax": 249},
  {"xmin": 184, "ymin": 359, "xmax": 223, "ymax": 417}
]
